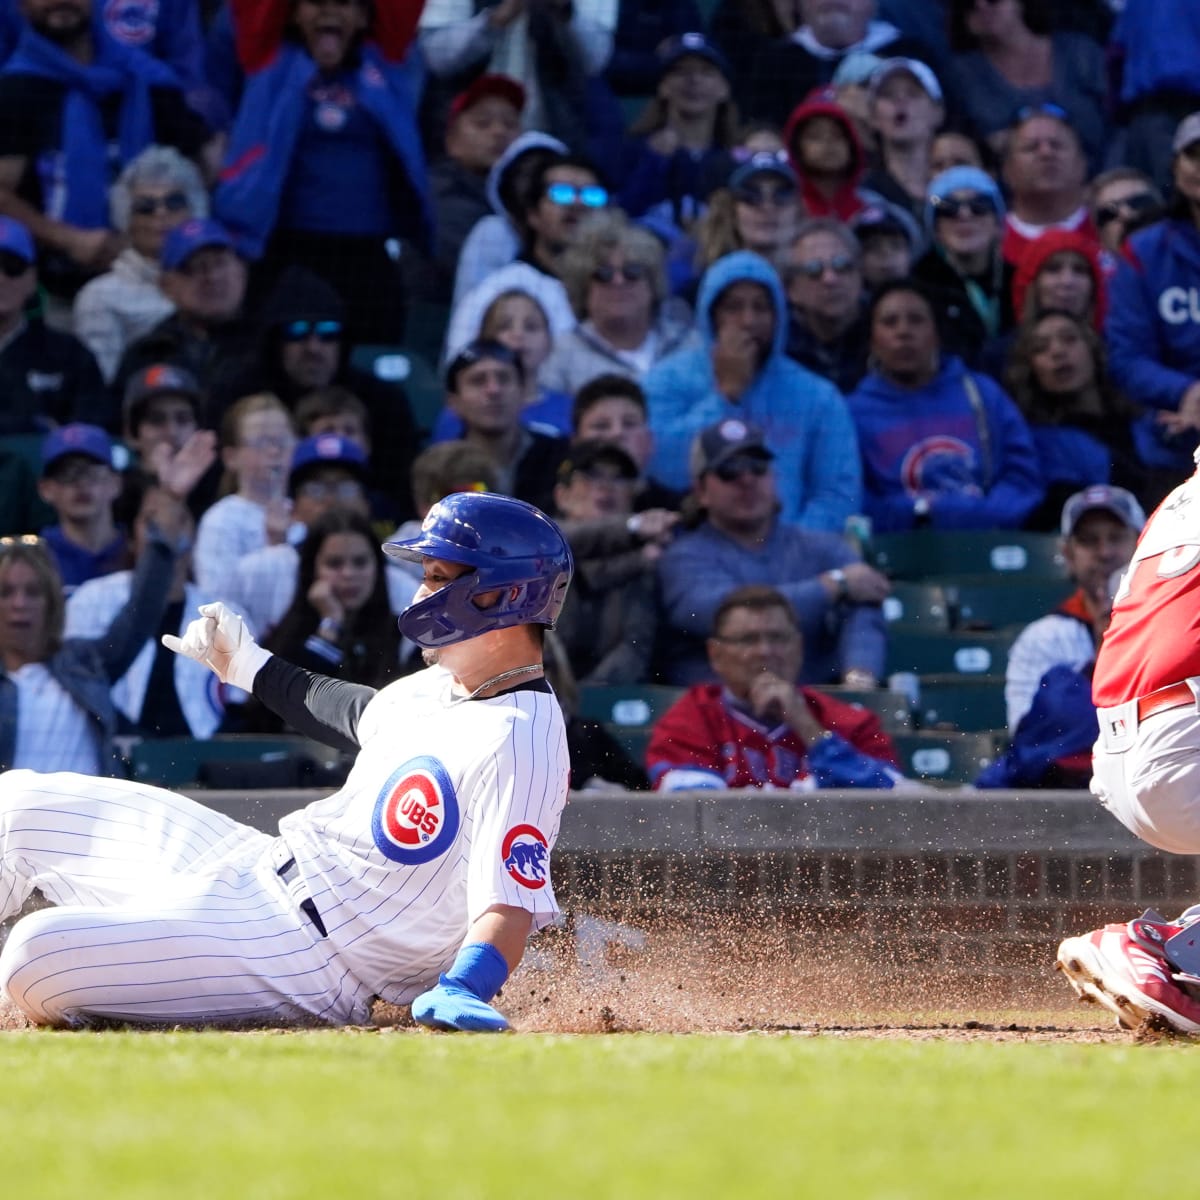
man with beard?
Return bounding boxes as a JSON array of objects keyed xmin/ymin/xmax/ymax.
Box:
[{"xmin": 0, "ymin": 0, "xmax": 214, "ymax": 305}]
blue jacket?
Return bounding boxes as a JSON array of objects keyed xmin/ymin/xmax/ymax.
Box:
[
  {"xmin": 645, "ymin": 250, "xmax": 862, "ymax": 533},
  {"xmin": 215, "ymin": 42, "xmax": 430, "ymax": 259},
  {"xmin": 1112, "ymin": 0, "xmax": 1200, "ymax": 106},
  {"xmin": 1106, "ymin": 219, "xmax": 1200, "ymax": 412},
  {"xmin": 846, "ymin": 357, "xmax": 1044, "ymax": 532}
]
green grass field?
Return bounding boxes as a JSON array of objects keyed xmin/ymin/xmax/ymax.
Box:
[{"xmin": 1, "ymin": 1027, "xmax": 1195, "ymax": 1199}]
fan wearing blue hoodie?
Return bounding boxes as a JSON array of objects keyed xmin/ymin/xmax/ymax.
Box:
[
  {"xmin": 847, "ymin": 280, "xmax": 1044, "ymax": 532},
  {"xmin": 644, "ymin": 250, "xmax": 862, "ymax": 533}
]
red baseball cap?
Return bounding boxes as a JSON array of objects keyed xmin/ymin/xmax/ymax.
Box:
[{"xmin": 449, "ymin": 74, "xmax": 526, "ymax": 122}]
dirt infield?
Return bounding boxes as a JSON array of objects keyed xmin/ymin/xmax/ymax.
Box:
[{"xmin": 0, "ymin": 918, "xmax": 1142, "ymax": 1042}]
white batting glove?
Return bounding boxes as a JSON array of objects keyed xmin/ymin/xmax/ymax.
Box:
[{"xmin": 162, "ymin": 602, "xmax": 271, "ymax": 691}]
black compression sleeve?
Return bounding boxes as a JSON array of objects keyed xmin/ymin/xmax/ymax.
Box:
[{"xmin": 251, "ymin": 656, "xmax": 376, "ymax": 754}]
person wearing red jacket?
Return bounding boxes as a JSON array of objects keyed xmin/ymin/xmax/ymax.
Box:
[{"xmin": 646, "ymin": 583, "xmax": 903, "ymax": 791}]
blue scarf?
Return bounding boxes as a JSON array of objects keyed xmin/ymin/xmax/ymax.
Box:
[
  {"xmin": 215, "ymin": 42, "xmax": 431, "ymax": 259},
  {"xmin": 3, "ymin": 25, "xmax": 178, "ymax": 229}
]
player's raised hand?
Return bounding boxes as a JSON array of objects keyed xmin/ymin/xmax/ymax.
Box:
[{"xmin": 162, "ymin": 602, "xmax": 270, "ymax": 690}]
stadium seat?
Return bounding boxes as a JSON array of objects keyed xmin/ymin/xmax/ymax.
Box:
[
  {"xmin": 882, "ymin": 581, "xmax": 953, "ymax": 630},
  {"xmin": 577, "ymin": 684, "xmax": 685, "ymax": 763},
  {"xmin": 913, "ymin": 675, "xmax": 1008, "ymax": 732},
  {"xmin": 810, "ymin": 685, "xmax": 914, "ymax": 732},
  {"xmin": 885, "ymin": 628, "xmax": 1019, "ymax": 678},
  {"xmin": 349, "ymin": 345, "xmax": 443, "ymax": 439},
  {"xmin": 0, "ymin": 433, "xmax": 57, "ymax": 534},
  {"xmin": 947, "ymin": 578, "xmax": 1073, "ymax": 631},
  {"xmin": 127, "ymin": 735, "xmax": 348, "ymax": 789},
  {"xmin": 867, "ymin": 530, "xmax": 1064, "ymax": 581},
  {"xmin": 891, "ymin": 731, "xmax": 1004, "ymax": 786}
]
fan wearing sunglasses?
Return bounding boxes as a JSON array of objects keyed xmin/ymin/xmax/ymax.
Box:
[
  {"xmin": 655, "ymin": 418, "xmax": 888, "ymax": 691},
  {"xmin": 912, "ymin": 166, "xmax": 1015, "ymax": 369},
  {"xmin": 72, "ymin": 146, "xmax": 207, "ymax": 385},
  {"xmin": 214, "ymin": 264, "xmax": 419, "ymax": 524},
  {"xmin": 518, "ymin": 155, "xmax": 608, "ymax": 280},
  {"xmin": 541, "ymin": 209, "xmax": 697, "ymax": 397},
  {"xmin": 783, "ymin": 217, "xmax": 870, "ymax": 394},
  {"xmin": 1090, "ymin": 168, "xmax": 1162, "ymax": 260}
]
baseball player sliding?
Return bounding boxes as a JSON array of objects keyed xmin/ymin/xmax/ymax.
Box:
[
  {"xmin": 1058, "ymin": 451, "xmax": 1200, "ymax": 1034},
  {"xmin": 0, "ymin": 493, "xmax": 573, "ymax": 1033}
]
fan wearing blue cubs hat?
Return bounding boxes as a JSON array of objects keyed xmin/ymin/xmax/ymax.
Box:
[
  {"xmin": 37, "ymin": 423, "xmax": 129, "ymax": 592},
  {"xmin": 0, "ymin": 491, "xmax": 573, "ymax": 1036}
]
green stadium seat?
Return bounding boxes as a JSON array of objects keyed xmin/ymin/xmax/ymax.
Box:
[
  {"xmin": 577, "ymin": 684, "xmax": 686, "ymax": 764},
  {"xmin": 810, "ymin": 685, "xmax": 914, "ymax": 732},
  {"xmin": 886, "ymin": 628, "xmax": 1019, "ymax": 678},
  {"xmin": 913, "ymin": 675, "xmax": 1008, "ymax": 732},
  {"xmin": 882, "ymin": 581, "xmax": 953, "ymax": 630},
  {"xmin": 946, "ymin": 578, "xmax": 1073, "ymax": 631},
  {"xmin": 128, "ymin": 735, "xmax": 346, "ymax": 789},
  {"xmin": 0, "ymin": 433, "xmax": 57, "ymax": 534},
  {"xmin": 349, "ymin": 345, "xmax": 443, "ymax": 439},
  {"xmin": 891, "ymin": 730, "xmax": 1004, "ymax": 786},
  {"xmin": 867, "ymin": 530, "xmax": 1064, "ymax": 581}
]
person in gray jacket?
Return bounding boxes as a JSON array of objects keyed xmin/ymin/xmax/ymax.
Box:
[{"xmin": 0, "ymin": 488, "xmax": 189, "ymax": 776}]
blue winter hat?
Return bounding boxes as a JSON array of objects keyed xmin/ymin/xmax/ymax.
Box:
[{"xmin": 925, "ymin": 167, "xmax": 1005, "ymax": 231}]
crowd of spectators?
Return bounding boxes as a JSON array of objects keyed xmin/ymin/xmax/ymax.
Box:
[{"xmin": 0, "ymin": 0, "xmax": 1193, "ymax": 792}]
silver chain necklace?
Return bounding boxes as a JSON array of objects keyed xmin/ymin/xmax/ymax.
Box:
[{"xmin": 446, "ymin": 663, "xmax": 544, "ymax": 705}]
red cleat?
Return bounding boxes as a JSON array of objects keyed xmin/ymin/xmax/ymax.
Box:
[{"xmin": 1057, "ymin": 922, "xmax": 1200, "ymax": 1034}]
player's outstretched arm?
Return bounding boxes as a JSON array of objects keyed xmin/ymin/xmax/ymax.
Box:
[{"xmin": 411, "ymin": 905, "xmax": 533, "ymax": 1033}]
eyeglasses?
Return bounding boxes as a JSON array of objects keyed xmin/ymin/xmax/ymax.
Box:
[
  {"xmin": 575, "ymin": 466, "xmax": 634, "ymax": 485},
  {"xmin": 591, "ymin": 261, "xmax": 650, "ymax": 285},
  {"xmin": 1015, "ymin": 101, "xmax": 1069, "ymax": 125},
  {"xmin": 733, "ymin": 184, "xmax": 795, "ymax": 208},
  {"xmin": 281, "ymin": 319, "xmax": 343, "ymax": 343},
  {"xmin": 711, "ymin": 456, "xmax": 769, "ymax": 483},
  {"xmin": 297, "ymin": 479, "xmax": 363, "ymax": 502},
  {"xmin": 930, "ymin": 193, "xmax": 997, "ymax": 220},
  {"xmin": 714, "ymin": 631, "xmax": 796, "ymax": 649},
  {"xmin": 794, "ymin": 254, "xmax": 857, "ymax": 280},
  {"xmin": 545, "ymin": 183, "xmax": 609, "ymax": 208},
  {"xmin": 1096, "ymin": 192, "xmax": 1157, "ymax": 228},
  {"xmin": 0, "ymin": 251, "xmax": 31, "ymax": 278},
  {"xmin": 131, "ymin": 191, "xmax": 191, "ymax": 217}
]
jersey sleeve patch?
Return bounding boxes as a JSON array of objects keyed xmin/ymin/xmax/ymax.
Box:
[
  {"xmin": 501, "ymin": 823, "xmax": 549, "ymax": 890},
  {"xmin": 371, "ymin": 756, "xmax": 460, "ymax": 865}
]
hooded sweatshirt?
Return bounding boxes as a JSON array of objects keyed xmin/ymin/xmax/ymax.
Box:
[
  {"xmin": 645, "ymin": 250, "xmax": 861, "ymax": 532},
  {"xmin": 782, "ymin": 92, "xmax": 876, "ymax": 223},
  {"xmin": 450, "ymin": 131, "xmax": 568, "ymax": 312},
  {"xmin": 846, "ymin": 355, "xmax": 1044, "ymax": 531},
  {"xmin": 1011, "ymin": 228, "xmax": 1107, "ymax": 329}
]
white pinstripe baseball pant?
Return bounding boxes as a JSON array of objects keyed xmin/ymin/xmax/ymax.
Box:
[{"xmin": 0, "ymin": 770, "xmax": 373, "ymax": 1027}]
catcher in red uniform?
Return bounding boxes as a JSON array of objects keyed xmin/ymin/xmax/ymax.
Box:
[{"xmin": 1059, "ymin": 455, "xmax": 1200, "ymax": 1035}]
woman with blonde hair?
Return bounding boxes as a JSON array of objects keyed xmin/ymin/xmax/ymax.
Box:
[
  {"xmin": 192, "ymin": 393, "xmax": 299, "ymax": 595},
  {"xmin": 540, "ymin": 210, "xmax": 696, "ymax": 397}
]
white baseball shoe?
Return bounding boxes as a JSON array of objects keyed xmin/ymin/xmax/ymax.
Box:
[{"xmin": 1057, "ymin": 920, "xmax": 1200, "ymax": 1035}]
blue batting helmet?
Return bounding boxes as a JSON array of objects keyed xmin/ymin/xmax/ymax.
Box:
[{"xmin": 383, "ymin": 493, "xmax": 573, "ymax": 648}]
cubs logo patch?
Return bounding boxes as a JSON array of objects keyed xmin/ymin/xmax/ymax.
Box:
[
  {"xmin": 502, "ymin": 824, "xmax": 549, "ymax": 890},
  {"xmin": 371, "ymin": 757, "xmax": 460, "ymax": 865}
]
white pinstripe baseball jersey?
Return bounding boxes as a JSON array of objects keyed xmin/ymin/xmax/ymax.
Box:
[
  {"xmin": 0, "ymin": 666, "xmax": 569, "ymax": 1026},
  {"xmin": 279, "ymin": 666, "xmax": 570, "ymax": 1004}
]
